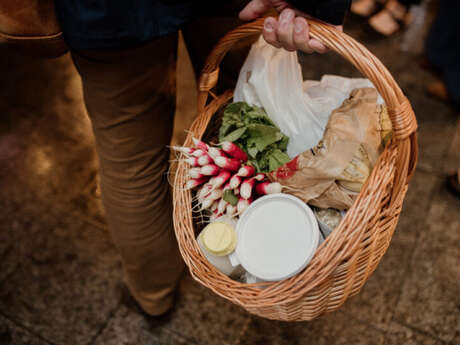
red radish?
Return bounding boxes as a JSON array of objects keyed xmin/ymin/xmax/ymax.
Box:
[
  {"xmin": 255, "ymin": 182, "xmax": 282, "ymax": 195},
  {"xmin": 217, "ymin": 199, "xmax": 228, "ymax": 214},
  {"xmin": 210, "ymin": 170, "xmax": 231, "ymax": 190},
  {"xmin": 221, "ymin": 141, "xmax": 248, "ymax": 162},
  {"xmin": 197, "ymin": 154, "xmax": 213, "ymax": 166},
  {"xmin": 237, "ymin": 197, "xmax": 252, "ymax": 215},
  {"xmin": 197, "ymin": 183, "xmax": 213, "ymax": 200},
  {"xmin": 170, "ymin": 146, "xmax": 195, "ymax": 155},
  {"xmin": 211, "ymin": 200, "xmax": 219, "ymax": 212},
  {"xmin": 200, "ymin": 164, "xmax": 220, "ymax": 176},
  {"xmin": 210, "ymin": 211, "xmax": 223, "ymax": 222},
  {"xmin": 189, "ymin": 167, "xmax": 204, "ymax": 179},
  {"xmin": 240, "ymin": 177, "xmax": 256, "ymax": 199},
  {"xmin": 185, "ymin": 157, "xmax": 200, "ymax": 167},
  {"xmin": 185, "ymin": 177, "xmax": 208, "ymax": 190},
  {"xmin": 208, "ymin": 147, "xmax": 226, "ymax": 160},
  {"xmin": 226, "ymin": 204, "xmax": 236, "ymax": 217},
  {"xmin": 234, "ymin": 187, "xmax": 240, "ymax": 195},
  {"xmin": 229, "ymin": 174, "xmax": 242, "ymax": 189},
  {"xmin": 222, "ymin": 181, "xmax": 231, "ymax": 191},
  {"xmin": 237, "ymin": 165, "xmax": 255, "ymax": 177},
  {"xmin": 205, "ymin": 188, "xmax": 223, "ymax": 203},
  {"xmin": 198, "ymin": 188, "xmax": 223, "ymax": 211},
  {"xmin": 192, "ymin": 137, "xmax": 208, "ymax": 152},
  {"xmin": 201, "ymin": 198, "xmax": 214, "ymax": 210},
  {"xmin": 214, "ymin": 156, "xmax": 241, "ymax": 171},
  {"xmin": 254, "ymin": 173, "xmax": 266, "ymax": 181},
  {"xmin": 191, "ymin": 149, "xmax": 205, "ymax": 157}
]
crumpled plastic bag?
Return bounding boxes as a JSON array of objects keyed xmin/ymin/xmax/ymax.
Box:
[
  {"xmin": 234, "ymin": 36, "xmax": 383, "ymax": 157},
  {"xmin": 269, "ymin": 88, "xmax": 391, "ymax": 210}
]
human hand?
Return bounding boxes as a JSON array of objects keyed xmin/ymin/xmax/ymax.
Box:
[{"xmin": 239, "ymin": 0, "xmax": 343, "ymax": 53}]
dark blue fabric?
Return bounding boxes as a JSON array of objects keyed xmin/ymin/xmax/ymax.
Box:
[
  {"xmin": 54, "ymin": 0, "xmax": 195, "ymax": 50},
  {"xmin": 54, "ymin": 0, "xmax": 351, "ymax": 51},
  {"xmin": 289, "ymin": 0, "xmax": 350, "ymax": 25},
  {"xmin": 425, "ymin": 0, "xmax": 460, "ymax": 103}
]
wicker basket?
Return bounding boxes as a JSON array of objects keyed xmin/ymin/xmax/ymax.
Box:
[{"xmin": 173, "ymin": 18, "xmax": 418, "ymax": 321}]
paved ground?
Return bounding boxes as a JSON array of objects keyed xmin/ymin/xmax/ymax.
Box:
[{"xmin": 0, "ymin": 16, "xmax": 459, "ymax": 345}]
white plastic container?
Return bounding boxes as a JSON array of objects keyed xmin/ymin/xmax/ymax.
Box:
[
  {"xmin": 229, "ymin": 194, "xmax": 320, "ymax": 282},
  {"xmin": 197, "ymin": 216, "xmax": 244, "ymax": 278}
]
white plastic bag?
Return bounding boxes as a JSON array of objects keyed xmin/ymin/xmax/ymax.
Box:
[{"xmin": 234, "ymin": 36, "xmax": 382, "ymax": 157}]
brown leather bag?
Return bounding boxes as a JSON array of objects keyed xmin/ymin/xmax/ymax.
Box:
[{"xmin": 0, "ymin": 0, "xmax": 68, "ymax": 58}]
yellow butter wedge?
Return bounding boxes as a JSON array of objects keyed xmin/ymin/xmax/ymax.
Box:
[{"xmin": 202, "ymin": 222, "xmax": 237, "ymax": 256}]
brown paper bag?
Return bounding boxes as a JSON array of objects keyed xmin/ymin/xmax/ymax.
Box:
[{"xmin": 269, "ymin": 88, "xmax": 391, "ymax": 210}]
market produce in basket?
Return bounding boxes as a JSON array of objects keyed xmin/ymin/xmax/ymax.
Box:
[
  {"xmin": 269, "ymin": 88, "xmax": 393, "ymax": 210},
  {"xmin": 171, "ymin": 100, "xmax": 296, "ymax": 220},
  {"xmin": 172, "ymin": 17, "xmax": 417, "ymax": 322},
  {"xmin": 173, "ymin": 139, "xmax": 283, "ymax": 220},
  {"xmin": 218, "ymin": 102, "xmax": 290, "ymax": 173}
]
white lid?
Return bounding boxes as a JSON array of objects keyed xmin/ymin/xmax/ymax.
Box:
[{"xmin": 234, "ymin": 193, "xmax": 319, "ymax": 281}]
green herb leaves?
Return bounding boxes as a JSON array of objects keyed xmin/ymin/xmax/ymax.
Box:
[
  {"xmin": 223, "ymin": 189, "xmax": 239, "ymax": 206},
  {"xmin": 219, "ymin": 102, "xmax": 290, "ymax": 172}
]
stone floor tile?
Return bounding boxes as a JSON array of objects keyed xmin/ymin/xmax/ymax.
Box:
[
  {"xmin": 0, "ymin": 51, "xmax": 96, "ymax": 214},
  {"xmin": 443, "ymin": 118, "xmax": 460, "ymax": 174},
  {"xmin": 0, "ymin": 314, "xmax": 51, "ymax": 345},
  {"xmin": 0, "ymin": 112, "xmax": 96, "ymax": 213},
  {"xmin": 339, "ymin": 170, "xmax": 440, "ymax": 329},
  {"xmin": 383, "ymin": 321, "xmax": 444, "ymax": 345},
  {"xmin": 0, "ymin": 213, "xmax": 123, "ymax": 345},
  {"xmin": 163, "ymin": 275, "xmax": 251, "ymax": 345},
  {"xmin": 93, "ymin": 305, "xmax": 197, "ymax": 345},
  {"xmin": 416, "ymin": 117, "xmax": 458, "ymax": 174},
  {"xmin": 394, "ymin": 185, "xmax": 460, "ymax": 344},
  {"xmin": 238, "ymin": 311, "xmax": 385, "ymax": 345}
]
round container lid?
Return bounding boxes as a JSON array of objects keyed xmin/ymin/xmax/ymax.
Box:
[
  {"xmin": 202, "ymin": 222, "xmax": 237, "ymax": 256},
  {"xmin": 235, "ymin": 193, "xmax": 319, "ymax": 281}
]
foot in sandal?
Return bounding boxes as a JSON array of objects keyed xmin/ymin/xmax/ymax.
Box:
[
  {"xmin": 368, "ymin": 0, "xmax": 409, "ymax": 36},
  {"xmin": 351, "ymin": 0, "xmax": 379, "ymax": 17},
  {"xmin": 447, "ymin": 170, "xmax": 460, "ymax": 198},
  {"xmin": 426, "ymin": 81, "xmax": 450, "ymax": 103}
]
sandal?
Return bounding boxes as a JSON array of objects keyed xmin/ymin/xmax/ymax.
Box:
[
  {"xmin": 351, "ymin": 0, "xmax": 379, "ymax": 17},
  {"xmin": 426, "ymin": 81, "xmax": 450, "ymax": 103},
  {"xmin": 447, "ymin": 171, "xmax": 460, "ymax": 198},
  {"xmin": 368, "ymin": 0, "xmax": 410, "ymax": 36}
]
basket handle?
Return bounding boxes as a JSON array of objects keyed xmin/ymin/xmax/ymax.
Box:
[{"xmin": 196, "ymin": 17, "xmax": 417, "ymax": 178}]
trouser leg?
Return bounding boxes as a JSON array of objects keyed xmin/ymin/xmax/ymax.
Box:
[
  {"xmin": 71, "ymin": 33, "xmax": 184, "ymax": 315},
  {"xmin": 425, "ymin": 0, "xmax": 460, "ymax": 104}
]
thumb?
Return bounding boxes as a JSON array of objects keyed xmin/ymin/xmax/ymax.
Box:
[{"xmin": 239, "ymin": 0, "xmax": 272, "ymax": 21}]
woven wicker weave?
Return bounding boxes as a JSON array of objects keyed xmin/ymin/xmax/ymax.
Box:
[{"xmin": 173, "ymin": 18, "xmax": 418, "ymax": 321}]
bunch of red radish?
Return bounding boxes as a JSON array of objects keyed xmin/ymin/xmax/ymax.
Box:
[{"xmin": 172, "ymin": 138, "xmax": 283, "ymax": 221}]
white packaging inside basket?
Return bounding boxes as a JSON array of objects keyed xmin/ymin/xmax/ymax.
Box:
[{"xmin": 233, "ymin": 36, "xmax": 383, "ymax": 157}]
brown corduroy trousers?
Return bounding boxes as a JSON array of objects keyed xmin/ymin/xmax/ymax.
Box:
[{"xmin": 70, "ymin": 5, "xmax": 251, "ymax": 315}]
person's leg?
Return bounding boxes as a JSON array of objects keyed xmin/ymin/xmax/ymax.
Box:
[
  {"xmin": 71, "ymin": 33, "xmax": 184, "ymax": 316},
  {"xmin": 425, "ymin": 0, "xmax": 460, "ymax": 104}
]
